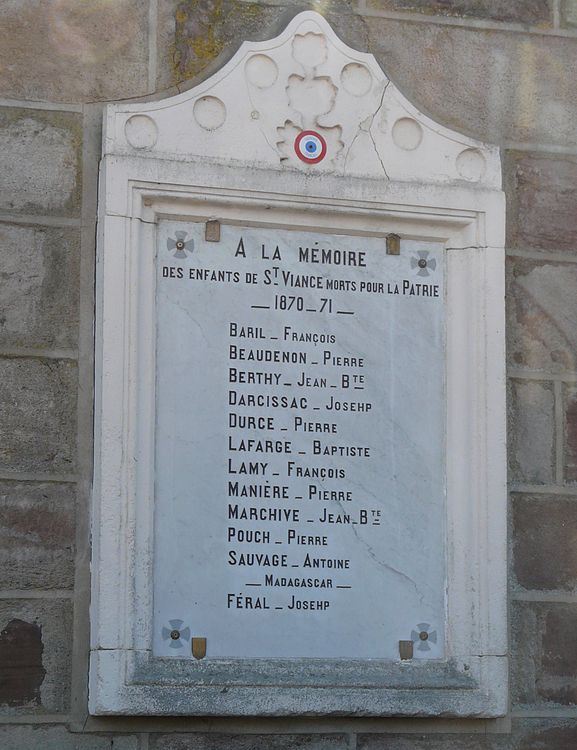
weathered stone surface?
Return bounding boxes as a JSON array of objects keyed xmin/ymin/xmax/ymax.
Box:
[
  {"xmin": 356, "ymin": 20, "xmax": 577, "ymax": 151},
  {"xmin": 0, "ymin": 109, "xmax": 81, "ymax": 218},
  {"xmin": 512, "ymin": 601, "xmax": 577, "ymax": 708},
  {"xmin": 508, "ymin": 379, "xmax": 555, "ymax": 484},
  {"xmin": 564, "ymin": 385, "xmax": 577, "ymax": 481},
  {"xmin": 0, "ymin": 481, "xmax": 75, "ymax": 589},
  {"xmin": 511, "ymin": 493, "xmax": 577, "ymax": 591},
  {"xmin": 358, "ymin": 734, "xmax": 510, "ymax": 749},
  {"xmin": 504, "ymin": 151, "xmax": 577, "ymax": 252},
  {"xmin": 0, "ymin": 358, "xmax": 77, "ymax": 475},
  {"xmin": 156, "ymin": 0, "xmax": 294, "ymax": 91},
  {"xmin": 0, "ymin": 726, "xmax": 138, "ymax": 750},
  {"xmin": 507, "ymin": 258, "xmax": 577, "ymax": 373},
  {"xmin": 514, "ymin": 719, "xmax": 577, "ymax": 749},
  {"xmin": 365, "ymin": 0, "xmax": 551, "ymax": 26},
  {"xmin": 0, "ymin": 598, "xmax": 72, "ymax": 713},
  {"xmin": 0, "ymin": 223, "xmax": 80, "ymax": 349},
  {"xmin": 152, "ymin": 735, "xmax": 348, "ymax": 750},
  {"xmin": 561, "ymin": 0, "xmax": 577, "ymax": 28},
  {"xmin": 0, "ymin": 1, "xmax": 148, "ymax": 102}
]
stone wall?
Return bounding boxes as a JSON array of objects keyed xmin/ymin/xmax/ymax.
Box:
[{"xmin": 0, "ymin": 0, "xmax": 576, "ymax": 747}]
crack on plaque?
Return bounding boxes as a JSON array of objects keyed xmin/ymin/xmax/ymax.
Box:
[
  {"xmin": 300, "ymin": 469, "xmax": 424, "ymax": 602},
  {"xmin": 343, "ymin": 80, "xmax": 389, "ymax": 178},
  {"xmin": 134, "ymin": 215, "xmax": 157, "ymax": 226},
  {"xmin": 258, "ymin": 125, "xmax": 282, "ymax": 159},
  {"xmin": 343, "ymin": 123, "xmax": 364, "ymax": 175},
  {"xmin": 105, "ymin": 213, "xmax": 157, "ymax": 225},
  {"xmin": 329, "ymin": 487, "xmax": 423, "ymax": 604},
  {"xmin": 368, "ymin": 82, "xmax": 390, "ymax": 179},
  {"xmin": 352, "ymin": 518, "xmax": 422, "ymax": 601},
  {"xmin": 445, "ymin": 245, "xmax": 488, "ymax": 251},
  {"xmin": 243, "ymin": 77, "xmax": 281, "ymax": 160},
  {"xmin": 167, "ymin": 297, "xmax": 211, "ymax": 347}
]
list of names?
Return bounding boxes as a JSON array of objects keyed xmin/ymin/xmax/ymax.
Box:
[{"xmin": 153, "ymin": 222, "xmax": 446, "ymax": 660}]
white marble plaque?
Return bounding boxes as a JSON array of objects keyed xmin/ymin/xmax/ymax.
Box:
[{"xmin": 152, "ymin": 221, "xmax": 446, "ymax": 660}]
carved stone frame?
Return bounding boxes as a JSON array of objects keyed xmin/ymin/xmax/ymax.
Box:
[{"xmin": 91, "ymin": 12, "xmax": 507, "ymax": 717}]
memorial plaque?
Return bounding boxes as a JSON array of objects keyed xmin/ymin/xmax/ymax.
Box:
[
  {"xmin": 153, "ymin": 222, "xmax": 445, "ymax": 660},
  {"xmin": 91, "ymin": 11, "xmax": 507, "ymax": 716}
]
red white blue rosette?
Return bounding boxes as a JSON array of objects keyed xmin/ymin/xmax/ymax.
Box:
[{"xmin": 294, "ymin": 130, "xmax": 327, "ymax": 164}]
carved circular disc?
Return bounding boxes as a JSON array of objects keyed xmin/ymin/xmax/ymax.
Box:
[
  {"xmin": 340, "ymin": 63, "xmax": 372, "ymax": 97},
  {"xmin": 124, "ymin": 115, "xmax": 158, "ymax": 150},
  {"xmin": 193, "ymin": 96, "xmax": 226, "ymax": 131},
  {"xmin": 392, "ymin": 118, "xmax": 423, "ymax": 151},
  {"xmin": 245, "ymin": 54, "xmax": 278, "ymax": 88},
  {"xmin": 456, "ymin": 148, "xmax": 486, "ymax": 181}
]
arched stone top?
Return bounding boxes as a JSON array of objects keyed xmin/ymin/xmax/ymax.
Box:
[{"xmin": 104, "ymin": 11, "xmax": 500, "ymax": 189}]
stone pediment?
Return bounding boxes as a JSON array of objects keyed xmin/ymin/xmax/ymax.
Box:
[{"xmin": 104, "ymin": 11, "xmax": 500, "ymax": 189}]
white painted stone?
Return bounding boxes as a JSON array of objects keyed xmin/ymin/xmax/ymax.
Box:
[
  {"xmin": 92, "ymin": 12, "xmax": 507, "ymax": 718},
  {"xmin": 193, "ymin": 96, "xmax": 226, "ymax": 131},
  {"xmin": 124, "ymin": 115, "xmax": 157, "ymax": 150},
  {"xmin": 456, "ymin": 148, "xmax": 486, "ymax": 181},
  {"xmin": 340, "ymin": 62, "xmax": 373, "ymax": 97},
  {"xmin": 392, "ymin": 117, "xmax": 423, "ymax": 151},
  {"xmin": 245, "ymin": 54, "xmax": 279, "ymax": 89},
  {"xmin": 154, "ymin": 224, "xmax": 445, "ymax": 660}
]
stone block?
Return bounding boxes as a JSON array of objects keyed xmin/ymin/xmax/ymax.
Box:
[
  {"xmin": 151, "ymin": 735, "xmax": 348, "ymax": 750},
  {"xmin": 0, "ymin": 480, "xmax": 75, "ymax": 589},
  {"xmin": 564, "ymin": 385, "xmax": 577, "ymax": 481},
  {"xmin": 0, "ymin": 726, "xmax": 138, "ymax": 750},
  {"xmin": 561, "ymin": 0, "xmax": 577, "ymax": 27},
  {"xmin": 156, "ymin": 0, "xmax": 293, "ymax": 91},
  {"xmin": 358, "ymin": 734, "xmax": 510, "ymax": 749},
  {"xmin": 507, "ymin": 257, "xmax": 577, "ymax": 373},
  {"xmin": 110, "ymin": 737, "xmax": 140, "ymax": 750},
  {"xmin": 512, "ymin": 601, "xmax": 577, "ymax": 708},
  {"xmin": 0, "ymin": 358, "xmax": 77, "ymax": 475},
  {"xmin": 364, "ymin": 0, "xmax": 551, "ymax": 26},
  {"xmin": 513, "ymin": 719, "xmax": 577, "ymax": 749},
  {"xmin": 0, "ymin": 108, "xmax": 81, "ymax": 218},
  {"xmin": 504, "ymin": 151, "xmax": 577, "ymax": 253},
  {"xmin": 0, "ymin": 223, "xmax": 80, "ymax": 349},
  {"xmin": 511, "ymin": 493, "xmax": 577, "ymax": 591},
  {"xmin": 0, "ymin": 1, "xmax": 148, "ymax": 102},
  {"xmin": 0, "ymin": 598, "xmax": 72, "ymax": 713},
  {"xmin": 352, "ymin": 19, "xmax": 577, "ymax": 151},
  {"xmin": 508, "ymin": 379, "xmax": 555, "ymax": 484}
]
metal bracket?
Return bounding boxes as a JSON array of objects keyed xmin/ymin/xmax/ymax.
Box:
[
  {"xmin": 205, "ymin": 220, "xmax": 221, "ymax": 242},
  {"xmin": 399, "ymin": 640, "xmax": 413, "ymax": 660},
  {"xmin": 386, "ymin": 233, "xmax": 401, "ymax": 255}
]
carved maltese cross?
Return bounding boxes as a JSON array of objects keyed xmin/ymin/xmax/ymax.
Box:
[
  {"xmin": 167, "ymin": 231, "xmax": 194, "ymax": 259},
  {"xmin": 411, "ymin": 250, "xmax": 436, "ymax": 277}
]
